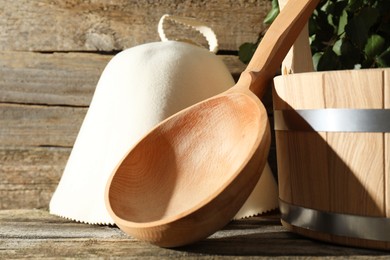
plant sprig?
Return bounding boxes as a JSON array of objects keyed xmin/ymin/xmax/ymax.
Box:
[{"xmin": 238, "ymin": 0, "xmax": 390, "ymax": 71}]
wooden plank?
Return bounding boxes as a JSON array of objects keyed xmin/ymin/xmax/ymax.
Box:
[
  {"xmin": 0, "ymin": 103, "xmax": 86, "ymax": 147},
  {"xmin": 0, "ymin": 51, "xmax": 246, "ymax": 106},
  {"xmin": 273, "ymin": 72, "xmax": 331, "ymax": 244},
  {"xmin": 324, "ymin": 70, "xmax": 385, "ymax": 217},
  {"xmin": 0, "ymin": 209, "xmax": 388, "ymax": 258},
  {"xmin": 0, "ymin": 146, "xmax": 70, "ymax": 209},
  {"xmin": 0, "ymin": 0, "xmax": 270, "ymax": 52},
  {"xmin": 0, "ymin": 146, "xmax": 68, "ymax": 183},
  {"xmin": 324, "ymin": 69, "xmax": 386, "ymax": 249},
  {"xmin": 0, "ymin": 51, "xmax": 110, "ymax": 106},
  {"xmin": 273, "ymin": 72, "xmax": 329, "ymax": 212},
  {"xmin": 0, "ymin": 185, "xmax": 57, "ymax": 210},
  {"xmin": 327, "ymin": 133, "xmax": 384, "ymax": 215}
]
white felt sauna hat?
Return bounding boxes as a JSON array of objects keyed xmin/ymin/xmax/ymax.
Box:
[{"xmin": 49, "ymin": 14, "xmax": 278, "ymax": 224}]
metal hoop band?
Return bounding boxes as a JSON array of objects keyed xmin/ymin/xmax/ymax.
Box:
[
  {"xmin": 274, "ymin": 109, "xmax": 390, "ymax": 132},
  {"xmin": 279, "ymin": 199, "xmax": 390, "ymax": 242}
]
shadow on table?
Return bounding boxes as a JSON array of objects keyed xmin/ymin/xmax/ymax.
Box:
[{"xmin": 178, "ymin": 227, "xmax": 389, "ymax": 257}]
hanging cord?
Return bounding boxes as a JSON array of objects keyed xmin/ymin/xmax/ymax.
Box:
[{"xmin": 158, "ymin": 14, "xmax": 219, "ymax": 53}]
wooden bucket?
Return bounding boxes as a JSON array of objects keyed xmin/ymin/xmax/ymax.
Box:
[
  {"xmin": 273, "ymin": 59, "xmax": 390, "ymax": 249},
  {"xmin": 273, "ymin": 0, "xmax": 390, "ymax": 249},
  {"xmin": 273, "ymin": 68, "xmax": 390, "ymax": 250}
]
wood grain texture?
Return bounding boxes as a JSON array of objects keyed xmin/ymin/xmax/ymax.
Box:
[
  {"xmin": 327, "ymin": 132, "xmax": 384, "ymax": 216},
  {"xmin": 0, "ymin": 103, "xmax": 86, "ymax": 147},
  {"xmin": 0, "ymin": 51, "xmax": 246, "ymax": 106},
  {"xmin": 273, "ymin": 68, "xmax": 390, "ymax": 250},
  {"xmin": 272, "ymin": 6, "xmax": 317, "ymax": 206},
  {"xmin": 0, "ymin": 147, "xmax": 70, "ymax": 209},
  {"xmin": 324, "ymin": 69, "xmax": 383, "ymax": 109},
  {"xmin": 0, "ymin": 0, "xmax": 270, "ymax": 52},
  {"xmin": 0, "ymin": 51, "xmax": 110, "ymax": 106},
  {"xmin": 273, "ymin": 72, "xmax": 329, "ymax": 212},
  {"xmin": 107, "ymin": 91, "xmax": 271, "ymax": 247},
  {"xmin": 324, "ymin": 70, "xmax": 384, "ymax": 217},
  {"xmin": 0, "ymin": 209, "xmax": 388, "ymax": 258}
]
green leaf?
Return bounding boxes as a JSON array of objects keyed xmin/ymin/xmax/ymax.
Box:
[
  {"xmin": 337, "ymin": 9, "xmax": 348, "ymax": 36},
  {"xmin": 364, "ymin": 34, "xmax": 385, "ymax": 59},
  {"xmin": 347, "ymin": 0, "xmax": 364, "ymax": 13},
  {"xmin": 239, "ymin": 0, "xmax": 390, "ymax": 71},
  {"xmin": 376, "ymin": 47, "xmax": 390, "ymax": 67},
  {"xmin": 263, "ymin": 0, "xmax": 279, "ymax": 25},
  {"xmin": 317, "ymin": 48, "xmax": 342, "ymax": 71},
  {"xmin": 326, "ymin": 0, "xmax": 349, "ymax": 29},
  {"xmin": 339, "ymin": 39, "xmax": 361, "ymax": 69},
  {"xmin": 333, "ymin": 0, "xmax": 349, "ymax": 17},
  {"xmin": 327, "ymin": 13, "xmax": 336, "ymax": 30},
  {"xmin": 312, "ymin": 9, "xmax": 337, "ymax": 45},
  {"xmin": 238, "ymin": 42, "xmax": 258, "ymax": 64},
  {"xmin": 345, "ymin": 7, "xmax": 380, "ymax": 48},
  {"xmin": 308, "ymin": 15, "xmax": 317, "ymax": 37},
  {"xmin": 378, "ymin": 21, "xmax": 390, "ymax": 35},
  {"xmin": 332, "ymin": 38, "xmax": 343, "ymax": 55},
  {"xmin": 312, "ymin": 52, "xmax": 323, "ymax": 71},
  {"xmin": 375, "ymin": 0, "xmax": 390, "ymax": 16}
]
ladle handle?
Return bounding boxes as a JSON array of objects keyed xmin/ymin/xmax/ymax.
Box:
[{"xmin": 244, "ymin": 0, "xmax": 319, "ymax": 98}]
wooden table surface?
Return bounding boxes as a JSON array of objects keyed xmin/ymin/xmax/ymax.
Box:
[{"xmin": 1, "ymin": 209, "xmax": 389, "ymax": 259}]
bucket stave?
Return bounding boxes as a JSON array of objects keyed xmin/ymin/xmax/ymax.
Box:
[{"xmin": 273, "ymin": 68, "xmax": 390, "ymax": 250}]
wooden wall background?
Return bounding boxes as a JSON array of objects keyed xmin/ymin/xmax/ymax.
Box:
[{"xmin": 0, "ymin": 0, "xmax": 272, "ymax": 209}]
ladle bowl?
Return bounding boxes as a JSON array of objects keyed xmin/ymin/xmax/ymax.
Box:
[
  {"xmin": 106, "ymin": 87, "xmax": 270, "ymax": 247},
  {"xmin": 106, "ymin": 0, "xmax": 320, "ymax": 247}
]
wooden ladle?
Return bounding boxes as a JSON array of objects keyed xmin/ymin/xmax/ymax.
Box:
[{"xmin": 105, "ymin": 0, "xmax": 319, "ymax": 247}]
